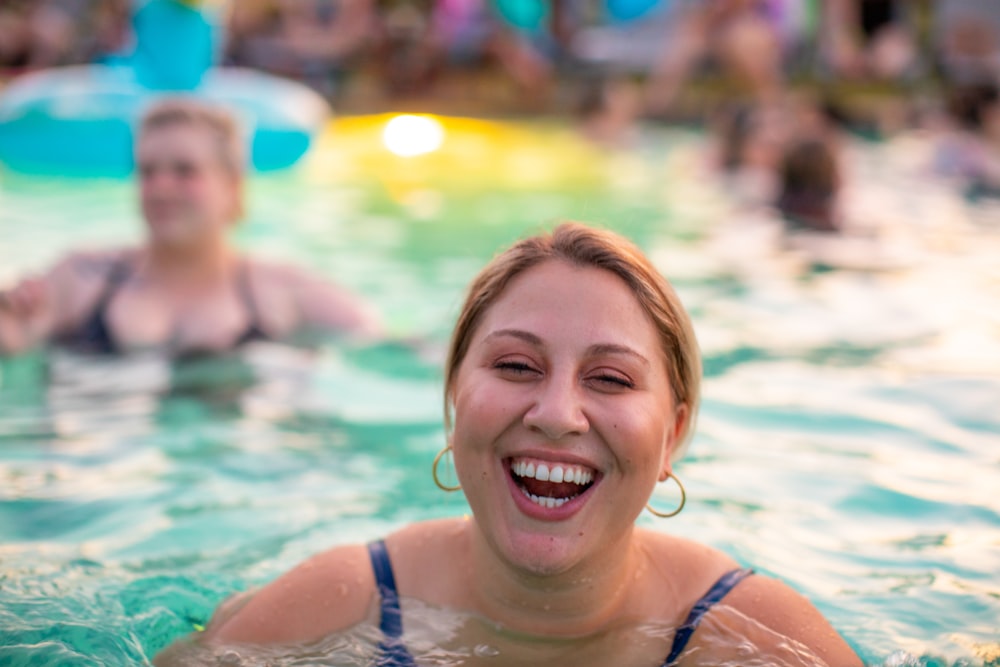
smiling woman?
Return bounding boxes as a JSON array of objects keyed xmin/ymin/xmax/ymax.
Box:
[
  {"xmin": 0, "ymin": 97, "xmax": 381, "ymax": 358},
  {"xmin": 156, "ymin": 222, "xmax": 863, "ymax": 667}
]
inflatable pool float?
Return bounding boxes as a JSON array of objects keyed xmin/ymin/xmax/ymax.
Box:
[
  {"xmin": 0, "ymin": 64, "xmax": 330, "ymax": 176},
  {"xmin": 0, "ymin": 0, "xmax": 328, "ymax": 175},
  {"xmin": 493, "ymin": 0, "xmax": 668, "ymax": 29}
]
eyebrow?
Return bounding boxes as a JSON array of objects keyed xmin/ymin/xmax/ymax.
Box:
[
  {"xmin": 589, "ymin": 343, "xmax": 651, "ymax": 367},
  {"xmin": 483, "ymin": 329, "xmax": 651, "ymax": 367},
  {"xmin": 484, "ymin": 329, "xmax": 542, "ymax": 346}
]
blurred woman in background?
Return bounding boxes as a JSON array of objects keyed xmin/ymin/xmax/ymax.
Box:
[{"xmin": 0, "ymin": 97, "xmax": 381, "ymax": 358}]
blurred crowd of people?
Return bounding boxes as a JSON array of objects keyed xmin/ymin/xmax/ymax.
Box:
[
  {"xmin": 1, "ymin": 0, "xmax": 999, "ymax": 218},
  {"xmin": 1, "ymin": 1, "xmax": 998, "ymax": 100}
]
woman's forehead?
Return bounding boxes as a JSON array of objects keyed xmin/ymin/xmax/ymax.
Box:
[
  {"xmin": 137, "ymin": 124, "xmax": 222, "ymax": 162},
  {"xmin": 476, "ymin": 261, "xmax": 660, "ymax": 349},
  {"xmin": 139, "ymin": 122, "xmax": 214, "ymax": 148},
  {"xmin": 497, "ymin": 260, "xmax": 639, "ymax": 307}
]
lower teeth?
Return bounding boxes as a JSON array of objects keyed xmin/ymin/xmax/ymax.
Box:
[{"xmin": 521, "ymin": 487, "xmax": 576, "ymax": 509}]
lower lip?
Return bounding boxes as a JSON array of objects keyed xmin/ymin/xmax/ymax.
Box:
[{"xmin": 503, "ymin": 460, "xmax": 596, "ymax": 521}]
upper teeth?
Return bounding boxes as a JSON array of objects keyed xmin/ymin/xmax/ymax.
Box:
[{"xmin": 511, "ymin": 459, "xmax": 594, "ymax": 485}]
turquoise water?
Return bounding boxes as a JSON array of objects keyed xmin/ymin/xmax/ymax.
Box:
[{"xmin": 0, "ymin": 119, "xmax": 998, "ymax": 666}]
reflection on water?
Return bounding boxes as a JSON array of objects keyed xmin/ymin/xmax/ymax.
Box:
[{"xmin": 1, "ymin": 120, "xmax": 998, "ymax": 666}]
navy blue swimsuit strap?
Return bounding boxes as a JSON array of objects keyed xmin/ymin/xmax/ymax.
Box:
[
  {"xmin": 366, "ymin": 542, "xmax": 749, "ymax": 667},
  {"xmin": 63, "ymin": 257, "xmax": 132, "ymax": 354},
  {"xmin": 234, "ymin": 260, "xmax": 270, "ymax": 345},
  {"xmin": 367, "ymin": 540, "xmax": 417, "ymax": 667},
  {"xmin": 663, "ymin": 568, "xmax": 754, "ymax": 667}
]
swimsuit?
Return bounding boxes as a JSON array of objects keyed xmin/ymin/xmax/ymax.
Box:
[
  {"xmin": 366, "ymin": 540, "xmax": 754, "ymax": 667},
  {"xmin": 56, "ymin": 257, "xmax": 270, "ymax": 355}
]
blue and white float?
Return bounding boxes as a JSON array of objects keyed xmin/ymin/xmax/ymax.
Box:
[
  {"xmin": 0, "ymin": 0, "xmax": 330, "ymax": 176},
  {"xmin": 493, "ymin": 0, "xmax": 668, "ymax": 28}
]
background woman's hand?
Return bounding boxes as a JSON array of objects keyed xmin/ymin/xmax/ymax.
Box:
[
  {"xmin": 0, "ymin": 276, "xmax": 52, "ymax": 355},
  {"xmin": 0, "ymin": 277, "xmax": 48, "ymax": 318}
]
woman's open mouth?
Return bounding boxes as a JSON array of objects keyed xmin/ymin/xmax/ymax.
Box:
[{"xmin": 507, "ymin": 456, "xmax": 598, "ymax": 511}]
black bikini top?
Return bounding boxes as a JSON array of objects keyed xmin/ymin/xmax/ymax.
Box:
[{"xmin": 56, "ymin": 257, "xmax": 270, "ymax": 355}]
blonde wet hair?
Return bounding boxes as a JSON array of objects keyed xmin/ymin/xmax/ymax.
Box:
[
  {"xmin": 138, "ymin": 97, "xmax": 246, "ymax": 177},
  {"xmin": 444, "ymin": 222, "xmax": 702, "ymax": 460}
]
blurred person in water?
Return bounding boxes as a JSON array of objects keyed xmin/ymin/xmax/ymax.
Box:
[
  {"xmin": 934, "ymin": 0, "xmax": 1000, "ymax": 87},
  {"xmin": 643, "ymin": 0, "xmax": 794, "ymax": 116},
  {"xmin": 0, "ymin": 0, "xmax": 34, "ymax": 73},
  {"xmin": 223, "ymin": 0, "xmax": 377, "ymax": 99},
  {"xmin": 932, "ymin": 81, "xmax": 1000, "ymax": 200},
  {"xmin": 372, "ymin": 0, "xmax": 580, "ymax": 104},
  {"xmin": 573, "ymin": 72, "xmax": 644, "ymax": 149},
  {"xmin": 15, "ymin": 0, "xmax": 130, "ymax": 69},
  {"xmin": 707, "ymin": 92, "xmax": 846, "ymax": 211},
  {"xmin": 0, "ymin": 98, "xmax": 381, "ymax": 358},
  {"xmin": 817, "ymin": 0, "xmax": 920, "ymax": 82},
  {"xmin": 775, "ymin": 135, "xmax": 843, "ymax": 233},
  {"xmin": 155, "ymin": 222, "xmax": 863, "ymax": 667},
  {"xmin": 710, "ymin": 100, "xmax": 791, "ymax": 207}
]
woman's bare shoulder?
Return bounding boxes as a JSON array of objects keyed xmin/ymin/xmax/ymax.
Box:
[
  {"xmin": 245, "ymin": 255, "xmax": 383, "ymax": 338},
  {"xmin": 58, "ymin": 247, "xmax": 131, "ymax": 269},
  {"xmin": 46, "ymin": 247, "xmax": 134, "ymax": 286},
  {"xmin": 239, "ymin": 255, "xmax": 311, "ymax": 283},
  {"xmin": 635, "ymin": 529, "xmax": 743, "ymax": 607},
  {"xmin": 636, "ymin": 531, "xmax": 860, "ymax": 663},
  {"xmin": 384, "ymin": 518, "xmax": 469, "ymax": 565},
  {"xmin": 199, "ymin": 521, "xmax": 462, "ymax": 646},
  {"xmin": 202, "ymin": 542, "xmax": 378, "ymax": 645},
  {"xmin": 723, "ymin": 574, "xmax": 862, "ymax": 667},
  {"xmin": 386, "ymin": 517, "xmax": 467, "ymax": 545}
]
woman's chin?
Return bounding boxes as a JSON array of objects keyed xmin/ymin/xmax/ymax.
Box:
[
  {"xmin": 493, "ymin": 525, "xmax": 593, "ymax": 577},
  {"xmin": 147, "ymin": 225, "xmax": 208, "ymax": 250}
]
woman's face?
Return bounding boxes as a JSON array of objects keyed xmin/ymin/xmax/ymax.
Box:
[
  {"xmin": 450, "ymin": 259, "xmax": 685, "ymax": 576},
  {"xmin": 137, "ymin": 123, "xmax": 240, "ymax": 248}
]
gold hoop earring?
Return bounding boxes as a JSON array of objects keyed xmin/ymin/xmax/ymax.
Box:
[
  {"xmin": 646, "ymin": 471, "xmax": 686, "ymax": 518},
  {"xmin": 432, "ymin": 446, "xmax": 461, "ymax": 492}
]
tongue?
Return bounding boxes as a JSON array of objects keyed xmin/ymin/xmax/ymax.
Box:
[{"xmin": 520, "ymin": 477, "xmax": 581, "ymax": 499}]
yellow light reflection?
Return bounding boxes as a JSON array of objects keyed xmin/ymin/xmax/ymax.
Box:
[
  {"xmin": 304, "ymin": 114, "xmax": 606, "ymax": 195},
  {"xmin": 382, "ymin": 114, "xmax": 445, "ymax": 157}
]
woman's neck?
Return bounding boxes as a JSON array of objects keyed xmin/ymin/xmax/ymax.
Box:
[
  {"xmin": 143, "ymin": 237, "xmax": 236, "ymax": 286},
  {"xmin": 464, "ymin": 524, "xmax": 658, "ymax": 640}
]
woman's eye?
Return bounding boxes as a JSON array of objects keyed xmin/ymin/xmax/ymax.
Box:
[
  {"xmin": 589, "ymin": 373, "xmax": 634, "ymax": 390},
  {"xmin": 494, "ymin": 360, "xmax": 538, "ymax": 377}
]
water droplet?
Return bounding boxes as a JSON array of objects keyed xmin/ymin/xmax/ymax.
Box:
[{"xmin": 473, "ymin": 644, "xmax": 500, "ymax": 657}]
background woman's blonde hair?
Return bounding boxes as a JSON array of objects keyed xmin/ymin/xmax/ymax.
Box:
[
  {"xmin": 138, "ymin": 97, "xmax": 246, "ymax": 176},
  {"xmin": 444, "ymin": 222, "xmax": 702, "ymax": 460}
]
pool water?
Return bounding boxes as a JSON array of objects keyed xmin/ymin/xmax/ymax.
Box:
[{"xmin": 0, "ymin": 116, "xmax": 998, "ymax": 666}]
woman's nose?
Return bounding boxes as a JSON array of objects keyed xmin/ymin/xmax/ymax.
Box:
[{"xmin": 522, "ymin": 373, "xmax": 589, "ymax": 440}]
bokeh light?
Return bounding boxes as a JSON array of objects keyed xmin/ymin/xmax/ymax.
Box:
[{"xmin": 382, "ymin": 115, "xmax": 445, "ymax": 158}]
